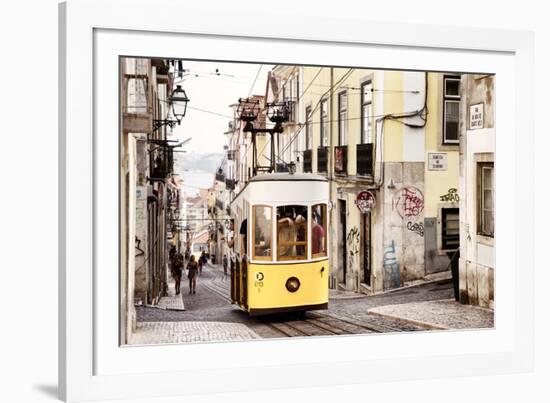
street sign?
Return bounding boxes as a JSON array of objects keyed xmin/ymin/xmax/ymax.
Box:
[
  {"xmin": 355, "ymin": 190, "xmax": 376, "ymax": 214},
  {"xmin": 428, "ymin": 152, "xmax": 448, "ymax": 171},
  {"xmin": 469, "ymin": 103, "xmax": 484, "ymax": 130}
]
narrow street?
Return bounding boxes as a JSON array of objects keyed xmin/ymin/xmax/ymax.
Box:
[{"xmin": 132, "ymin": 261, "xmax": 466, "ymax": 344}]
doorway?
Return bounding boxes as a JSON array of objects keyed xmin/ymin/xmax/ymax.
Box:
[
  {"xmin": 361, "ymin": 212, "xmax": 372, "ymax": 287},
  {"xmin": 339, "ymin": 200, "xmax": 347, "ymax": 285}
]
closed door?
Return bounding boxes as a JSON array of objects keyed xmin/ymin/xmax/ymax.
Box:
[
  {"xmin": 362, "ymin": 212, "xmax": 371, "ymax": 286},
  {"xmin": 339, "ymin": 200, "xmax": 347, "ymax": 284}
]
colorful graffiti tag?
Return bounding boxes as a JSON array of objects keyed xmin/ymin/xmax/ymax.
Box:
[
  {"xmin": 392, "ymin": 186, "xmax": 424, "ymax": 219},
  {"xmin": 383, "ymin": 240, "xmax": 400, "ymax": 290}
]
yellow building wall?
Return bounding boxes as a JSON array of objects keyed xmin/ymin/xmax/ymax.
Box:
[
  {"xmin": 423, "ymin": 72, "xmax": 460, "ymax": 218},
  {"xmin": 383, "ymin": 71, "xmax": 404, "ymax": 162}
]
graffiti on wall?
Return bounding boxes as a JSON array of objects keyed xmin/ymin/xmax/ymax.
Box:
[
  {"xmin": 346, "ymin": 226, "xmax": 360, "ymax": 269},
  {"xmin": 406, "ymin": 221, "xmax": 424, "ymax": 237},
  {"xmin": 383, "ymin": 240, "xmax": 400, "ymax": 290},
  {"xmin": 135, "ymin": 236, "xmax": 145, "ymax": 257},
  {"xmin": 392, "ymin": 186, "xmax": 424, "ymax": 219},
  {"xmin": 440, "ymin": 188, "xmax": 459, "ymax": 202}
]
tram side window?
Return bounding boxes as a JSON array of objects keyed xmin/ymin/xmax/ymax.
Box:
[
  {"xmin": 312, "ymin": 204, "xmax": 327, "ymax": 257},
  {"xmin": 253, "ymin": 206, "xmax": 272, "ymax": 260},
  {"xmin": 277, "ymin": 205, "xmax": 308, "ymax": 260}
]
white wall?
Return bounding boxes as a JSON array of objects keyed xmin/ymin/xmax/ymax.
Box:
[{"xmin": 464, "ymin": 128, "xmax": 495, "ymax": 267}]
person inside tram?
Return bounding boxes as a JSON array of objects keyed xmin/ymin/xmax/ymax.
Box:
[
  {"xmin": 295, "ymin": 214, "xmax": 306, "ymax": 256},
  {"xmin": 312, "ymin": 207, "xmax": 326, "ymax": 255},
  {"xmin": 277, "ymin": 206, "xmax": 307, "ymax": 258},
  {"xmin": 239, "ymin": 218, "xmax": 248, "ymax": 259},
  {"xmin": 277, "ymin": 210, "xmax": 296, "ymax": 257}
]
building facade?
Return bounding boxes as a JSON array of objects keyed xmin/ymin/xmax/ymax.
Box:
[
  {"xmin": 119, "ymin": 57, "xmax": 180, "ymax": 343},
  {"xmin": 221, "ymin": 66, "xmax": 464, "ymax": 296},
  {"xmin": 458, "ymin": 74, "xmax": 495, "ymax": 308}
]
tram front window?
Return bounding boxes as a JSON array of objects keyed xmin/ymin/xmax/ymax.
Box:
[
  {"xmin": 253, "ymin": 205, "xmax": 272, "ymax": 260},
  {"xmin": 277, "ymin": 205, "xmax": 307, "ymax": 260},
  {"xmin": 312, "ymin": 204, "xmax": 327, "ymax": 257}
]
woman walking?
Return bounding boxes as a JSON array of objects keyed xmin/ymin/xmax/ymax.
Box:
[{"xmin": 187, "ymin": 255, "xmax": 199, "ymax": 294}]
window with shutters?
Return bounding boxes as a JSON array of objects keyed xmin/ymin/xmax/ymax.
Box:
[
  {"xmin": 477, "ymin": 162, "xmax": 494, "ymax": 237},
  {"xmin": 443, "ymin": 76, "xmax": 460, "ymax": 145}
]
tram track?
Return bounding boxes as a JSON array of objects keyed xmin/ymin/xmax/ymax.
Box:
[{"xmin": 200, "ymin": 265, "xmax": 422, "ymax": 337}]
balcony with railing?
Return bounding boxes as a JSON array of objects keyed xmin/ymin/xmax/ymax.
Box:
[
  {"xmin": 149, "ymin": 145, "xmax": 174, "ymax": 180},
  {"xmin": 284, "ymin": 100, "xmax": 297, "ymax": 124},
  {"xmin": 276, "ymin": 163, "xmax": 289, "ymax": 173},
  {"xmin": 303, "ymin": 150, "xmax": 312, "ymax": 173},
  {"xmin": 225, "ymin": 178, "xmax": 236, "ymax": 190},
  {"xmin": 317, "ymin": 147, "xmax": 328, "ymax": 173},
  {"xmin": 334, "ymin": 145, "xmax": 348, "ymax": 176},
  {"xmin": 356, "ymin": 143, "xmax": 374, "ymax": 178},
  {"xmin": 226, "ymin": 150, "xmax": 236, "ymax": 161}
]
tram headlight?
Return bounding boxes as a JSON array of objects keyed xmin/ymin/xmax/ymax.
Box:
[{"xmin": 285, "ymin": 277, "xmax": 301, "ymax": 292}]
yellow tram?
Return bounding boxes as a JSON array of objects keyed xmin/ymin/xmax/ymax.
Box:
[{"xmin": 229, "ymin": 172, "xmax": 329, "ymax": 315}]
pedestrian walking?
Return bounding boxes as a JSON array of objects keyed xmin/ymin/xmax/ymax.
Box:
[
  {"xmin": 199, "ymin": 250, "xmax": 207, "ymax": 275},
  {"xmin": 222, "ymin": 254, "xmax": 228, "ymax": 277},
  {"xmin": 172, "ymin": 252, "xmax": 183, "ymax": 295},
  {"xmin": 186, "ymin": 255, "xmax": 199, "ymax": 294}
]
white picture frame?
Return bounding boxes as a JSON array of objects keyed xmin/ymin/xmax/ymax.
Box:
[{"xmin": 59, "ymin": 0, "xmax": 534, "ymax": 401}]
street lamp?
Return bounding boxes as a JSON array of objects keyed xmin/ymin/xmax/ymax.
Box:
[
  {"xmin": 152, "ymin": 85, "xmax": 190, "ymax": 131},
  {"xmin": 170, "ymin": 85, "xmax": 189, "ymax": 124}
]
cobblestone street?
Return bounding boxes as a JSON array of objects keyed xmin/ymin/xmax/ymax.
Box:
[{"xmin": 130, "ymin": 261, "xmax": 493, "ymax": 345}]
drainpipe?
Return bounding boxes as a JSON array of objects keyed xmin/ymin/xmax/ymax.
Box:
[{"xmin": 329, "ymin": 67, "xmax": 335, "ymax": 288}]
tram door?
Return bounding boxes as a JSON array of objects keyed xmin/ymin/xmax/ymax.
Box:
[
  {"xmin": 362, "ymin": 212, "xmax": 372, "ymax": 286},
  {"xmin": 339, "ymin": 200, "xmax": 347, "ymax": 285}
]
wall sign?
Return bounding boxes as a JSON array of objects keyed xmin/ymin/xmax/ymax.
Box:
[
  {"xmin": 355, "ymin": 190, "xmax": 376, "ymax": 214},
  {"xmin": 427, "ymin": 152, "xmax": 448, "ymax": 171},
  {"xmin": 469, "ymin": 103, "xmax": 484, "ymax": 130}
]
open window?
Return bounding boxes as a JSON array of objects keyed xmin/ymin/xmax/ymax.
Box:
[
  {"xmin": 252, "ymin": 205, "xmax": 272, "ymax": 260},
  {"xmin": 311, "ymin": 204, "xmax": 327, "ymax": 258},
  {"xmin": 276, "ymin": 205, "xmax": 308, "ymax": 261}
]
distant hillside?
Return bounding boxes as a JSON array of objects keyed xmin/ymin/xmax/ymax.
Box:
[{"xmin": 173, "ymin": 152, "xmax": 224, "ymax": 175}]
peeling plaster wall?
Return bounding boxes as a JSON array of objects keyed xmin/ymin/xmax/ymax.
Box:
[
  {"xmin": 458, "ymin": 74, "xmax": 495, "ymax": 308},
  {"xmin": 382, "ymin": 162, "xmax": 426, "ymax": 289}
]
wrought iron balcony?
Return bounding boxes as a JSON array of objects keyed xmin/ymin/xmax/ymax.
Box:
[
  {"xmin": 303, "ymin": 150, "xmax": 312, "ymax": 173},
  {"xmin": 149, "ymin": 144, "xmax": 174, "ymax": 180},
  {"xmin": 356, "ymin": 143, "xmax": 374, "ymax": 177},
  {"xmin": 317, "ymin": 146, "xmax": 328, "ymax": 173},
  {"xmin": 225, "ymin": 178, "xmax": 236, "ymax": 190},
  {"xmin": 276, "ymin": 163, "xmax": 289, "ymax": 173},
  {"xmin": 227, "ymin": 150, "xmax": 236, "ymax": 161},
  {"xmin": 334, "ymin": 145, "xmax": 348, "ymax": 176}
]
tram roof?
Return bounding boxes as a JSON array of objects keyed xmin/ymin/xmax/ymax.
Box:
[{"xmin": 248, "ymin": 172, "xmax": 328, "ymax": 183}]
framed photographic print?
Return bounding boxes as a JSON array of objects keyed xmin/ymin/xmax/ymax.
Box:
[{"xmin": 59, "ymin": 0, "xmax": 534, "ymax": 401}]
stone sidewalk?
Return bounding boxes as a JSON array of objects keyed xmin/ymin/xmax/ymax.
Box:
[
  {"xmin": 149, "ymin": 273, "xmax": 185, "ymax": 311},
  {"xmin": 129, "ymin": 321, "xmax": 260, "ymax": 345},
  {"xmin": 368, "ymin": 298, "xmax": 494, "ymax": 330}
]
